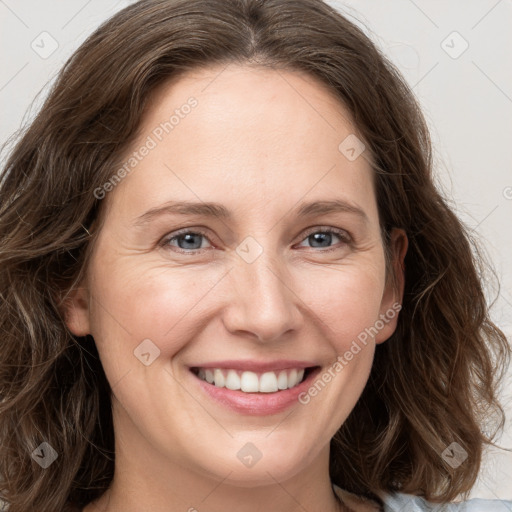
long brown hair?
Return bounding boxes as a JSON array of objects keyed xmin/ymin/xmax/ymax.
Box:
[{"xmin": 1, "ymin": 0, "xmax": 510, "ymax": 510}]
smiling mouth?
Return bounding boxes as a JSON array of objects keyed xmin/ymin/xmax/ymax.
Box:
[{"xmin": 190, "ymin": 366, "xmax": 319, "ymax": 393}]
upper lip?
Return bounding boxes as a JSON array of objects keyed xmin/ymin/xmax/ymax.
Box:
[{"xmin": 189, "ymin": 359, "xmax": 318, "ymax": 372}]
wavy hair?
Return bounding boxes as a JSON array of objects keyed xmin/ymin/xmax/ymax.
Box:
[{"xmin": 0, "ymin": 0, "xmax": 510, "ymax": 510}]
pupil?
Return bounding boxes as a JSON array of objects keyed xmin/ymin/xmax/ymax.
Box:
[
  {"xmin": 310, "ymin": 233, "xmax": 331, "ymax": 247},
  {"xmin": 179, "ymin": 233, "xmax": 201, "ymax": 249}
]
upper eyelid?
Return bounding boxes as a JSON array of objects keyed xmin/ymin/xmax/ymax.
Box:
[{"xmin": 300, "ymin": 225, "xmax": 351, "ymax": 240}]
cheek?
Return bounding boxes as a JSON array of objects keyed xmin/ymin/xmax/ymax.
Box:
[
  {"xmin": 297, "ymin": 261, "xmax": 386, "ymax": 351},
  {"xmin": 89, "ymin": 258, "xmax": 226, "ymax": 360}
]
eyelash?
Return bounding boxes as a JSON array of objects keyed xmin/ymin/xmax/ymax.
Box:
[{"xmin": 159, "ymin": 226, "xmax": 352, "ymax": 255}]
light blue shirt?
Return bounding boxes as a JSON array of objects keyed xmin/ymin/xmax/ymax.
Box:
[
  {"xmin": 380, "ymin": 491, "xmax": 512, "ymax": 511},
  {"xmin": 333, "ymin": 484, "xmax": 512, "ymax": 511}
]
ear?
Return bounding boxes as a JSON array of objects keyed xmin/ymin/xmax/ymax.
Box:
[
  {"xmin": 59, "ymin": 284, "xmax": 91, "ymax": 337},
  {"xmin": 375, "ymin": 228, "xmax": 408, "ymax": 344}
]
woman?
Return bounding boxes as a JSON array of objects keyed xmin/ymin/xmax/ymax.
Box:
[{"xmin": 0, "ymin": 1, "xmax": 510, "ymax": 511}]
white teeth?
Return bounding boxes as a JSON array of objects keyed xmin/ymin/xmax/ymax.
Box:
[
  {"xmin": 259, "ymin": 372, "xmax": 278, "ymax": 393},
  {"xmin": 241, "ymin": 371, "xmax": 259, "ymax": 392},
  {"xmin": 213, "ymin": 368, "xmax": 225, "ymax": 387},
  {"xmin": 225, "ymin": 369, "xmax": 240, "ymax": 390},
  {"xmin": 205, "ymin": 369, "xmax": 214, "ymax": 384},
  {"xmin": 196, "ymin": 367, "xmax": 309, "ymax": 393},
  {"xmin": 288, "ymin": 368, "xmax": 298, "ymax": 387},
  {"xmin": 277, "ymin": 370, "xmax": 288, "ymax": 390}
]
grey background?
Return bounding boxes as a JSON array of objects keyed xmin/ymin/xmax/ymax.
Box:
[{"xmin": 0, "ymin": 0, "xmax": 511, "ymax": 502}]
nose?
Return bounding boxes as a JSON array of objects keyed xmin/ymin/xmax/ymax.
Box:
[{"xmin": 221, "ymin": 249, "xmax": 304, "ymax": 343}]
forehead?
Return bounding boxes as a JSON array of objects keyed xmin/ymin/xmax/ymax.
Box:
[{"xmin": 106, "ymin": 64, "xmax": 377, "ymax": 223}]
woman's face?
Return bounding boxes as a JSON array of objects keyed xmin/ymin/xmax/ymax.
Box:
[{"xmin": 67, "ymin": 64, "xmax": 405, "ymax": 486}]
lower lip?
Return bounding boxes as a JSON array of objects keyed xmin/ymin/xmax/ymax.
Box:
[{"xmin": 190, "ymin": 367, "xmax": 321, "ymax": 416}]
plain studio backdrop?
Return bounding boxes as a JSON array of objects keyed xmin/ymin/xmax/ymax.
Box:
[{"xmin": 0, "ymin": 0, "xmax": 511, "ymax": 502}]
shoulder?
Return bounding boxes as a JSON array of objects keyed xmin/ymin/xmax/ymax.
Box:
[
  {"xmin": 333, "ymin": 485, "xmax": 382, "ymax": 511},
  {"xmin": 333, "ymin": 485, "xmax": 512, "ymax": 512},
  {"xmin": 376, "ymin": 490, "xmax": 512, "ymax": 511}
]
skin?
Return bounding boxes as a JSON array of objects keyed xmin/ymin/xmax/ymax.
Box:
[{"xmin": 66, "ymin": 64, "xmax": 407, "ymax": 512}]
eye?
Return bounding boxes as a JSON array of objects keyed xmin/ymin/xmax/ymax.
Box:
[
  {"xmin": 296, "ymin": 227, "xmax": 351, "ymax": 252},
  {"xmin": 159, "ymin": 226, "xmax": 351, "ymax": 255},
  {"xmin": 161, "ymin": 229, "xmax": 213, "ymax": 253}
]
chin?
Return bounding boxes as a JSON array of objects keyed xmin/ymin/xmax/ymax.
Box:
[{"xmin": 187, "ymin": 439, "xmax": 316, "ymax": 487}]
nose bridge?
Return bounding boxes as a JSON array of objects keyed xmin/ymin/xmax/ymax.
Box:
[{"xmin": 223, "ymin": 239, "xmax": 302, "ymax": 342}]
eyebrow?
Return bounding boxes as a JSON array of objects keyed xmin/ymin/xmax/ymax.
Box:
[{"xmin": 133, "ymin": 199, "xmax": 368, "ymax": 226}]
